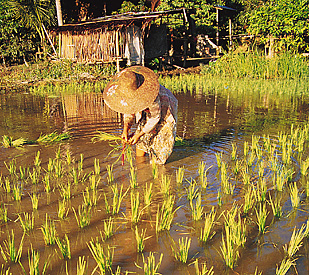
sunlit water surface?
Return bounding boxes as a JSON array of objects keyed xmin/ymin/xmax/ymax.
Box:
[{"xmin": 0, "ymin": 87, "xmax": 309, "ymax": 275}]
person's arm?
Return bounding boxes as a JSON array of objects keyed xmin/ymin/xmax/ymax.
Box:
[
  {"xmin": 130, "ymin": 96, "xmax": 161, "ymax": 144},
  {"xmin": 122, "ymin": 114, "xmax": 135, "ymax": 142}
]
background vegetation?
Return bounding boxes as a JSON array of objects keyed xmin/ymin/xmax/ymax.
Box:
[{"xmin": 0, "ymin": 0, "xmax": 308, "ymax": 65}]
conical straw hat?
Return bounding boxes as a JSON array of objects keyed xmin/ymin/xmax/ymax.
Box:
[{"xmin": 103, "ymin": 66, "xmax": 159, "ymax": 114}]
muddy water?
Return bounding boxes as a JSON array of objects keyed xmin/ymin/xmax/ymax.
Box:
[{"xmin": 0, "ymin": 88, "xmax": 309, "ymax": 275}]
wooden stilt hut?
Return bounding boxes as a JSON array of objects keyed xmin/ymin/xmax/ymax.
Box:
[{"xmin": 49, "ymin": 9, "xmax": 194, "ymax": 70}]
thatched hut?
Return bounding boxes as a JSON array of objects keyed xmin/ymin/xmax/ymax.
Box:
[{"xmin": 49, "ymin": 9, "xmax": 194, "ymax": 69}]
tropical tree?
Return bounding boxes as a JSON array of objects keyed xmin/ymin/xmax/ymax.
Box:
[
  {"xmin": 242, "ymin": 0, "xmax": 309, "ymax": 52},
  {"xmin": 0, "ymin": 0, "xmax": 38, "ymax": 64},
  {"xmin": 6, "ymin": 0, "xmax": 56, "ymax": 52}
]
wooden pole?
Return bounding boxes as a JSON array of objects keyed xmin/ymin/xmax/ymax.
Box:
[
  {"xmin": 116, "ymin": 30, "xmax": 120, "ymax": 72},
  {"xmin": 229, "ymin": 18, "xmax": 232, "ymax": 48}
]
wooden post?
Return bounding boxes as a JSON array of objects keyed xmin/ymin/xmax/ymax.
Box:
[{"xmin": 116, "ymin": 30, "xmax": 120, "ymax": 72}]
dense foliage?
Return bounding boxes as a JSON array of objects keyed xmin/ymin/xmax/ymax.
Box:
[
  {"xmin": 243, "ymin": 0, "xmax": 309, "ymax": 52},
  {"xmin": 0, "ymin": 0, "xmax": 308, "ymax": 64}
]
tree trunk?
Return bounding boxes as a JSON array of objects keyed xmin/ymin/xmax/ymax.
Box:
[{"xmin": 56, "ymin": 0, "xmax": 63, "ymax": 26}]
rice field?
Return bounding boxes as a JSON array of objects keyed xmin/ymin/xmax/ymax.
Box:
[{"xmin": 1, "ymin": 68, "xmax": 309, "ymax": 274}]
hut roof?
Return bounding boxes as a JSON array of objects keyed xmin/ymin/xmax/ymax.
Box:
[{"xmin": 51, "ymin": 8, "xmax": 193, "ymax": 32}]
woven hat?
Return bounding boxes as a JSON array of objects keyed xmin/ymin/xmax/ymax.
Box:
[{"xmin": 103, "ymin": 66, "xmax": 160, "ymax": 114}]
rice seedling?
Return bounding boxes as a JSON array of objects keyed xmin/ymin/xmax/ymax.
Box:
[
  {"xmin": 256, "ymin": 178, "xmax": 267, "ymax": 202},
  {"xmin": 220, "ymin": 162, "xmax": 234, "ymax": 195},
  {"xmin": 34, "ymin": 151, "xmax": 41, "ymax": 167},
  {"xmin": 231, "ymin": 143, "xmax": 237, "ymax": 160},
  {"xmin": 106, "ymin": 164, "xmax": 114, "ymax": 184},
  {"xmin": 20, "ymin": 245, "xmax": 49, "ymax": 275},
  {"xmin": 215, "ymin": 152, "xmax": 223, "ymax": 168},
  {"xmin": 18, "ymin": 166, "xmax": 27, "ymax": 182},
  {"xmin": 30, "ymin": 193, "xmax": 39, "ymax": 210},
  {"xmin": 0, "ymin": 204, "xmax": 8, "ymax": 223},
  {"xmin": 4, "ymin": 160, "xmax": 17, "ymax": 176},
  {"xmin": 160, "ymin": 174, "xmax": 171, "ymax": 197},
  {"xmin": 243, "ymin": 141, "xmax": 249, "ymax": 157},
  {"xmin": 190, "ymin": 192, "xmax": 204, "ymax": 221},
  {"xmin": 92, "ymin": 131, "xmax": 133, "ymax": 165},
  {"xmin": 243, "ymin": 185, "xmax": 255, "ymax": 215},
  {"xmin": 66, "ymin": 149, "xmax": 72, "ymax": 165},
  {"xmin": 105, "ymin": 184, "xmax": 128, "ymax": 215},
  {"xmin": 273, "ymin": 170, "xmax": 286, "ymax": 192},
  {"xmin": 233, "ymin": 160, "xmax": 242, "ymax": 175},
  {"xmin": 300, "ymin": 157, "xmax": 309, "ymax": 175},
  {"xmin": 217, "ymin": 190, "xmax": 222, "ymax": 207},
  {"xmin": 12, "ymin": 183, "xmax": 22, "ymax": 201},
  {"xmin": 94, "ymin": 158, "xmax": 100, "ymax": 176},
  {"xmin": 135, "ymin": 252, "xmax": 163, "ymax": 275},
  {"xmin": 281, "ymin": 143, "xmax": 292, "ymax": 165},
  {"xmin": 130, "ymin": 167, "xmax": 138, "ymax": 189},
  {"xmin": 176, "ymin": 166, "xmax": 185, "ymax": 184},
  {"xmin": 47, "ymin": 158, "xmax": 55, "ymax": 173},
  {"xmin": 247, "ymin": 152, "xmax": 256, "ymax": 167},
  {"xmin": 78, "ymin": 154, "xmax": 84, "ymax": 172},
  {"xmin": 1, "ymin": 135, "xmax": 26, "ymax": 148},
  {"xmin": 152, "ymin": 161, "xmax": 158, "ymax": 180},
  {"xmin": 198, "ymin": 163, "xmax": 212, "ymax": 189},
  {"xmin": 28, "ymin": 168, "xmax": 39, "ymax": 185},
  {"xmin": 268, "ymin": 193, "xmax": 282, "ymax": 219},
  {"xmin": 43, "ymin": 174, "xmax": 52, "ymax": 193},
  {"xmin": 224, "ymin": 206, "xmax": 247, "ymax": 248},
  {"xmin": 4, "ymin": 178, "xmax": 11, "ymax": 193},
  {"xmin": 130, "ymin": 191, "xmax": 142, "ymax": 224},
  {"xmin": 0, "ymin": 230, "xmax": 24, "ymax": 263},
  {"xmin": 251, "ymin": 135, "xmax": 260, "ymax": 153},
  {"xmin": 36, "ymin": 132, "xmax": 70, "ymax": 144},
  {"xmin": 289, "ymin": 182, "xmax": 300, "ymax": 208},
  {"xmin": 199, "ymin": 206, "xmax": 216, "ymax": 243},
  {"xmin": 102, "ymin": 217, "xmax": 115, "ymax": 240},
  {"xmin": 284, "ymin": 224, "xmax": 307, "ymax": 258},
  {"xmin": 275, "ymin": 258, "xmax": 295, "ymax": 275},
  {"xmin": 69, "ymin": 167, "xmax": 79, "ymax": 185},
  {"xmin": 58, "ymin": 181, "xmax": 71, "ymax": 200},
  {"xmin": 73, "ymin": 204, "xmax": 92, "ymax": 229},
  {"xmin": 18, "ymin": 212, "xmax": 34, "ymax": 233},
  {"xmin": 58, "ymin": 199, "xmax": 69, "ymax": 220},
  {"xmin": 194, "ymin": 259, "xmax": 214, "ymax": 275},
  {"xmin": 144, "ymin": 182, "xmax": 153, "ymax": 207},
  {"xmin": 88, "ymin": 240, "xmax": 114, "ymax": 275},
  {"xmin": 220, "ymin": 227, "xmax": 239, "ymax": 269},
  {"xmin": 255, "ymin": 203, "xmax": 269, "ymax": 234},
  {"xmin": 56, "ymin": 234, "xmax": 71, "ymax": 260},
  {"xmin": 76, "ymin": 256, "xmax": 88, "ymax": 275},
  {"xmin": 135, "ymin": 227, "xmax": 150, "ymax": 253},
  {"xmin": 156, "ymin": 196, "xmax": 178, "ymax": 232},
  {"xmin": 186, "ymin": 178, "xmax": 198, "ymax": 202},
  {"xmin": 172, "ymin": 237, "xmax": 191, "ymax": 263},
  {"xmin": 89, "ymin": 174, "xmax": 100, "ymax": 190},
  {"xmin": 41, "ymin": 214, "xmax": 57, "ymax": 245},
  {"xmin": 54, "ymin": 159, "xmax": 64, "ymax": 178}
]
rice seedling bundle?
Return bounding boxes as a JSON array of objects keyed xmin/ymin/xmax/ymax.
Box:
[
  {"xmin": 172, "ymin": 237, "xmax": 192, "ymax": 263},
  {"xmin": 92, "ymin": 131, "xmax": 133, "ymax": 165}
]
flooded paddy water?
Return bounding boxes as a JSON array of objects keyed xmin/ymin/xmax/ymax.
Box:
[{"xmin": 0, "ymin": 76, "xmax": 309, "ymax": 275}]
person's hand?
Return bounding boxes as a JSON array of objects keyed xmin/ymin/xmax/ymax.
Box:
[{"xmin": 129, "ymin": 132, "xmax": 144, "ymax": 145}]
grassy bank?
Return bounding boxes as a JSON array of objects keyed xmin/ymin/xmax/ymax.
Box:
[{"xmin": 1, "ymin": 52, "xmax": 308, "ymax": 95}]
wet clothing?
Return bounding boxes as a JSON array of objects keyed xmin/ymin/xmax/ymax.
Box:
[{"xmin": 123, "ymin": 85, "xmax": 178, "ymax": 164}]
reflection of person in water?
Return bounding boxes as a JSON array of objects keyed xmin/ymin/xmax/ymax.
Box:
[{"xmin": 103, "ymin": 66, "xmax": 178, "ymax": 164}]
